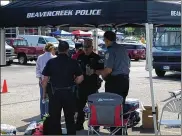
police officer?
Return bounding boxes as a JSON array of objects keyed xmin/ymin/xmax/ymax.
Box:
[
  {"xmin": 41, "ymin": 41, "xmax": 84, "ymax": 135},
  {"xmin": 96, "ymin": 31, "xmax": 130, "ymax": 135},
  {"xmin": 76, "ymin": 38, "xmax": 104, "ymax": 130}
]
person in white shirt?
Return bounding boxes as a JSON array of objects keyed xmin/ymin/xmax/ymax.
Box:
[{"xmin": 36, "ymin": 43, "xmax": 56, "ymax": 119}]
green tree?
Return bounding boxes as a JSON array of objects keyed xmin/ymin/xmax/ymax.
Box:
[{"xmin": 125, "ymin": 27, "xmax": 135, "ymax": 35}]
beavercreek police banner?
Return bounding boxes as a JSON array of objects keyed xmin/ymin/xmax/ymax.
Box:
[
  {"xmin": 0, "ymin": 0, "xmax": 180, "ymax": 27},
  {"xmin": 27, "ymin": 9, "xmax": 102, "ymax": 18}
]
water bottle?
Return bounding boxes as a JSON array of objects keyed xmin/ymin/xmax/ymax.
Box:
[
  {"xmin": 42, "ymin": 98, "xmax": 49, "ymax": 104},
  {"xmin": 83, "ymin": 107, "xmax": 90, "ymax": 113},
  {"xmin": 42, "ymin": 98, "xmax": 49, "ymax": 115},
  {"xmin": 86, "ymin": 64, "xmax": 91, "ymax": 75}
]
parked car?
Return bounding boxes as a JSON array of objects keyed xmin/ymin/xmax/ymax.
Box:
[
  {"xmin": 6, "ymin": 38, "xmax": 44, "ymax": 64},
  {"xmin": 5, "ymin": 42, "xmax": 16, "ymax": 65},
  {"xmin": 17, "ymin": 35, "xmax": 59, "ymax": 47},
  {"xmin": 121, "ymin": 43, "xmax": 146, "ymax": 61}
]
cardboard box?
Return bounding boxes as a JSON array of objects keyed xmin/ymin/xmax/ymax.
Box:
[{"xmin": 142, "ymin": 105, "xmax": 158, "ymax": 129}]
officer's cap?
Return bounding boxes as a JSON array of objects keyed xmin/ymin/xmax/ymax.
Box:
[
  {"xmin": 58, "ymin": 40, "xmax": 69, "ymax": 52},
  {"xmin": 83, "ymin": 38, "xmax": 93, "ymax": 48}
]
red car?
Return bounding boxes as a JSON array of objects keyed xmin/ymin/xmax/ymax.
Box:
[
  {"xmin": 6, "ymin": 38, "xmax": 44, "ymax": 64},
  {"xmin": 121, "ymin": 43, "xmax": 146, "ymax": 61}
]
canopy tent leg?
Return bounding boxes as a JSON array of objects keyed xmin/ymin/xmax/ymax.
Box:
[
  {"xmin": 38, "ymin": 27, "xmax": 41, "ymax": 35},
  {"xmin": 93, "ymin": 28, "xmax": 98, "ymax": 54},
  {"xmin": 181, "ymin": 2, "xmax": 182, "ymax": 134},
  {"xmin": 145, "ymin": 23, "xmax": 158, "ymax": 135},
  {"xmin": 0, "ymin": 28, "xmax": 6, "ymax": 66},
  {"xmin": 16, "ymin": 27, "xmax": 19, "ymax": 36},
  {"xmin": 56, "ymin": 26, "xmax": 60, "ymax": 31}
]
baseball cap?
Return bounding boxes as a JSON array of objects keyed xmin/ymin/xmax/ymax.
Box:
[
  {"xmin": 83, "ymin": 38, "xmax": 93, "ymax": 48},
  {"xmin": 83, "ymin": 44, "xmax": 92, "ymax": 48}
]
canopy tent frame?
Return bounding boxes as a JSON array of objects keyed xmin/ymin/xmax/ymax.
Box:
[
  {"xmin": 0, "ymin": 1, "xmax": 181, "ymax": 135},
  {"xmin": 181, "ymin": 1, "xmax": 182, "ymax": 135},
  {"xmin": 0, "ymin": 24, "xmax": 159, "ymax": 135},
  {"xmin": 0, "ymin": 29, "xmax": 5, "ymax": 65}
]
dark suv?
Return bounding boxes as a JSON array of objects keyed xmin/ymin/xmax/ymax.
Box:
[{"xmin": 121, "ymin": 43, "xmax": 146, "ymax": 61}]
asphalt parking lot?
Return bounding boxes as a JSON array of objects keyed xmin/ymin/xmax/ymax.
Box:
[{"xmin": 1, "ymin": 60, "xmax": 181, "ymax": 135}]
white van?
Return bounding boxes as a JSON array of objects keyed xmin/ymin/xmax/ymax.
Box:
[{"xmin": 17, "ymin": 35, "xmax": 59, "ymax": 47}]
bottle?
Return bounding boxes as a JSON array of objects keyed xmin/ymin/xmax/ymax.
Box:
[
  {"xmin": 86, "ymin": 64, "xmax": 91, "ymax": 75},
  {"xmin": 42, "ymin": 98, "xmax": 49, "ymax": 104},
  {"xmin": 83, "ymin": 106, "xmax": 90, "ymax": 113}
]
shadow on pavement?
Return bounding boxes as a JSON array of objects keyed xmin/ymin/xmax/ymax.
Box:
[
  {"xmin": 17, "ymin": 115, "xmax": 66, "ymax": 133},
  {"xmin": 12, "ymin": 62, "xmax": 36, "ymax": 66},
  {"xmin": 17, "ymin": 124, "xmax": 29, "ymax": 133},
  {"xmin": 131, "ymin": 126, "xmax": 155, "ymax": 134},
  {"xmin": 147, "ymin": 73, "xmax": 181, "ymax": 82},
  {"xmin": 22, "ymin": 115, "xmax": 41, "ymax": 123},
  {"xmin": 1, "ymin": 99, "xmax": 39, "ymax": 106}
]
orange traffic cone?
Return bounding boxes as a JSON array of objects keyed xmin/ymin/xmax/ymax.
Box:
[{"xmin": 1, "ymin": 80, "xmax": 8, "ymax": 93}]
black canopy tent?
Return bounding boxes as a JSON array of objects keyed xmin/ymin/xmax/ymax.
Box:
[
  {"xmin": 0, "ymin": 0, "xmax": 181, "ymax": 135},
  {"xmin": 0, "ymin": 0, "xmax": 147, "ymax": 27},
  {"xmin": 0, "ymin": 0, "xmax": 180, "ymax": 27}
]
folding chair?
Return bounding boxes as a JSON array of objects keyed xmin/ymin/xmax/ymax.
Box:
[
  {"xmin": 158, "ymin": 98, "xmax": 181, "ymax": 135},
  {"xmin": 85, "ymin": 92, "xmax": 128, "ymax": 135}
]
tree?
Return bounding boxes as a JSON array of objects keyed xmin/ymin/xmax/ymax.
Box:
[{"xmin": 125, "ymin": 27, "xmax": 135, "ymax": 35}]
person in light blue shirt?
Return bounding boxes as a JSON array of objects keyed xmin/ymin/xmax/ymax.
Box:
[
  {"xmin": 96, "ymin": 31, "xmax": 130, "ymax": 135},
  {"xmin": 36, "ymin": 43, "xmax": 56, "ymax": 119}
]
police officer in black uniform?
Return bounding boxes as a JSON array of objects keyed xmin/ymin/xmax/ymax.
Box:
[
  {"xmin": 76, "ymin": 38, "xmax": 104, "ymax": 130},
  {"xmin": 41, "ymin": 41, "xmax": 84, "ymax": 135},
  {"xmin": 96, "ymin": 31, "xmax": 130, "ymax": 135}
]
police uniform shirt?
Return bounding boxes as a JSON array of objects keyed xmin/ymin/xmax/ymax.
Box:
[
  {"xmin": 77, "ymin": 52, "xmax": 104, "ymax": 88},
  {"xmin": 77, "ymin": 52, "xmax": 104, "ymax": 73},
  {"xmin": 42, "ymin": 54, "xmax": 82, "ymax": 88},
  {"xmin": 104, "ymin": 42, "xmax": 130, "ymax": 76}
]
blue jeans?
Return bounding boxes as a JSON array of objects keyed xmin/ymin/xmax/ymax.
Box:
[{"xmin": 39, "ymin": 83, "xmax": 48, "ymax": 119}]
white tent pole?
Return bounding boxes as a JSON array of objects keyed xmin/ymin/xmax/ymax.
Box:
[
  {"xmin": 38, "ymin": 27, "xmax": 41, "ymax": 35},
  {"xmin": 181, "ymin": 0, "xmax": 182, "ymax": 134},
  {"xmin": 93, "ymin": 28, "xmax": 98, "ymax": 54},
  {"xmin": 0, "ymin": 28, "xmax": 6, "ymax": 66},
  {"xmin": 145, "ymin": 23, "xmax": 158, "ymax": 135}
]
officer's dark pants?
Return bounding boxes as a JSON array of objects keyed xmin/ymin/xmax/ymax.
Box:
[
  {"xmin": 105, "ymin": 74, "xmax": 129, "ymax": 135},
  {"xmin": 76, "ymin": 87, "xmax": 98, "ymax": 127},
  {"xmin": 49, "ymin": 90, "xmax": 76, "ymax": 135}
]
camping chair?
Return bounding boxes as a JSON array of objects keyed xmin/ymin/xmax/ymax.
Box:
[
  {"xmin": 85, "ymin": 92, "xmax": 129, "ymax": 135},
  {"xmin": 158, "ymin": 98, "xmax": 181, "ymax": 135}
]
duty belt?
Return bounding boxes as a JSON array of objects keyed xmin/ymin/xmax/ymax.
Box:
[
  {"xmin": 53, "ymin": 86, "xmax": 72, "ymax": 91},
  {"xmin": 52, "ymin": 85, "xmax": 77, "ymax": 95}
]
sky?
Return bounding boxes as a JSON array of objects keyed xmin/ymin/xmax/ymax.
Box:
[{"xmin": 0, "ymin": 0, "xmax": 10, "ymax": 6}]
